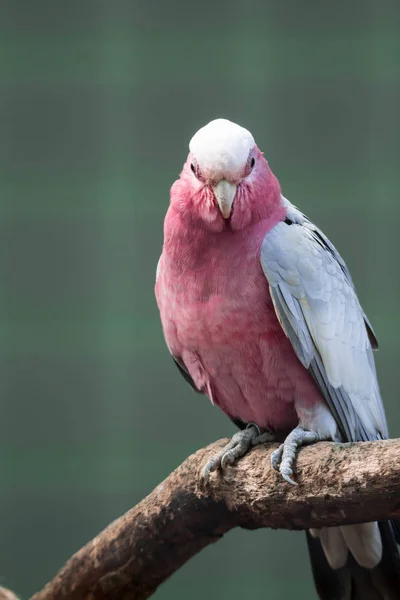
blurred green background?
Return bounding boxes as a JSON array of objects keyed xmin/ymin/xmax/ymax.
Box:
[{"xmin": 0, "ymin": 1, "xmax": 399, "ymax": 598}]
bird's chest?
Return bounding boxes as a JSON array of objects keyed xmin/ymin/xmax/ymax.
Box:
[{"xmin": 156, "ymin": 249, "xmax": 275, "ymax": 355}]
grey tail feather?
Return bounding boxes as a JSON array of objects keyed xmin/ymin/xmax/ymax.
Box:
[
  {"xmin": 306, "ymin": 522, "xmax": 400, "ymax": 600},
  {"xmin": 392, "ymin": 520, "xmax": 400, "ymax": 545}
]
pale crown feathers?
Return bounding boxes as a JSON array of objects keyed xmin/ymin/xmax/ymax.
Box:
[{"xmin": 189, "ymin": 119, "xmax": 255, "ymax": 178}]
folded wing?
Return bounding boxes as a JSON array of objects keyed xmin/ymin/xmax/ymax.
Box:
[{"xmin": 260, "ymin": 198, "xmax": 387, "ymax": 442}]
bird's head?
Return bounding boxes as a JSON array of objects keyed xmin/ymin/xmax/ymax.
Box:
[{"xmin": 171, "ymin": 119, "xmax": 282, "ymax": 232}]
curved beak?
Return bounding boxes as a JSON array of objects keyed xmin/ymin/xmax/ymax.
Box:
[{"xmin": 212, "ymin": 180, "xmax": 237, "ymax": 219}]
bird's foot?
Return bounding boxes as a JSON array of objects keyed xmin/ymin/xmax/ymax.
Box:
[
  {"xmin": 271, "ymin": 426, "xmax": 326, "ymax": 486},
  {"xmin": 201, "ymin": 424, "xmax": 275, "ymax": 485}
]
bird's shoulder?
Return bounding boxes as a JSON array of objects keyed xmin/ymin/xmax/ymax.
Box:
[{"xmin": 261, "ymin": 196, "xmax": 378, "ymax": 349}]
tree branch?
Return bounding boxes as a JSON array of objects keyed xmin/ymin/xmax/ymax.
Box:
[
  {"xmin": 0, "ymin": 588, "xmax": 20, "ymax": 600},
  {"xmin": 7, "ymin": 439, "xmax": 400, "ymax": 600}
]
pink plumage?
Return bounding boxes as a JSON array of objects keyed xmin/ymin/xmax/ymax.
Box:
[
  {"xmin": 155, "ymin": 121, "xmax": 323, "ymax": 433},
  {"xmin": 155, "ymin": 119, "xmax": 400, "ymax": 599}
]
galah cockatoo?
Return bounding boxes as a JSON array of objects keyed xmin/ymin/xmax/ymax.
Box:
[{"xmin": 155, "ymin": 118, "xmax": 400, "ymax": 599}]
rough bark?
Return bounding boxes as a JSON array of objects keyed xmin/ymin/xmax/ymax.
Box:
[{"xmin": 5, "ymin": 439, "xmax": 400, "ymax": 600}]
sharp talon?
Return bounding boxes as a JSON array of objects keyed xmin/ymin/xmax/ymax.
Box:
[
  {"xmin": 271, "ymin": 457, "xmax": 280, "ymax": 472},
  {"xmin": 200, "ymin": 456, "xmax": 221, "ymax": 485},
  {"xmin": 272, "ymin": 426, "xmax": 325, "ymax": 485},
  {"xmin": 221, "ymin": 452, "xmax": 234, "ymax": 470},
  {"xmin": 271, "ymin": 444, "xmax": 284, "ymax": 472},
  {"xmin": 200, "ymin": 425, "xmax": 276, "ymax": 484},
  {"xmin": 200, "ymin": 467, "xmax": 211, "ymax": 486},
  {"xmin": 282, "ymin": 473, "xmax": 298, "ymax": 486}
]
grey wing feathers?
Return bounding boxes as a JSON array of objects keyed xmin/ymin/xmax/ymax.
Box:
[
  {"xmin": 261, "ymin": 198, "xmax": 387, "ymax": 442},
  {"xmin": 172, "ymin": 355, "xmax": 202, "ymax": 393},
  {"xmin": 283, "ymin": 197, "xmax": 378, "ymax": 349}
]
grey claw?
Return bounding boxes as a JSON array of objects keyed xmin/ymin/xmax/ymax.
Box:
[
  {"xmin": 220, "ymin": 451, "xmax": 235, "ymax": 470},
  {"xmin": 282, "ymin": 472, "xmax": 298, "ymax": 486},
  {"xmin": 200, "ymin": 465, "xmax": 212, "ymax": 486},
  {"xmin": 271, "ymin": 426, "xmax": 325, "ymax": 485},
  {"xmin": 200, "ymin": 453, "xmax": 224, "ymax": 485},
  {"xmin": 270, "ymin": 444, "xmax": 284, "ymax": 472},
  {"xmin": 200, "ymin": 424, "xmax": 275, "ymax": 484}
]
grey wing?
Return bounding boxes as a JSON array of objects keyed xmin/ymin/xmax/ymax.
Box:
[
  {"xmin": 283, "ymin": 198, "xmax": 378, "ymax": 349},
  {"xmin": 172, "ymin": 355, "xmax": 202, "ymax": 394},
  {"xmin": 261, "ymin": 200, "xmax": 387, "ymax": 442}
]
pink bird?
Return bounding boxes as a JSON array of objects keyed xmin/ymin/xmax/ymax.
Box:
[{"xmin": 155, "ymin": 118, "xmax": 400, "ymax": 599}]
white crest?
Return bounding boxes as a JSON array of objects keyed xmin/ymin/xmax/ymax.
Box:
[{"xmin": 189, "ymin": 119, "xmax": 255, "ymax": 177}]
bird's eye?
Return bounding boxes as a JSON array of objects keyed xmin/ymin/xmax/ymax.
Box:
[
  {"xmin": 190, "ymin": 161, "xmax": 203, "ymax": 181},
  {"xmin": 250, "ymin": 157, "xmax": 255, "ymax": 169}
]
